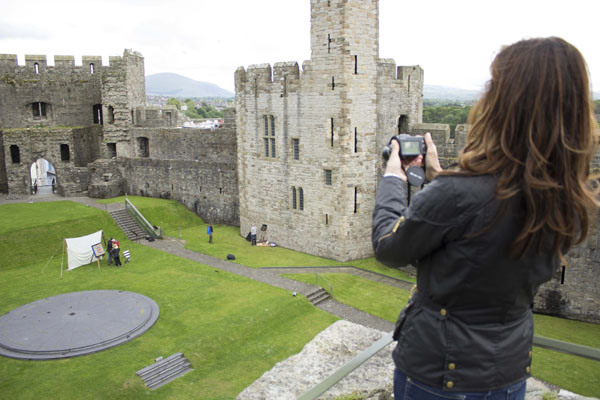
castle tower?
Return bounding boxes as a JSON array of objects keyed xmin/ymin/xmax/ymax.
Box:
[{"xmin": 235, "ymin": 0, "xmax": 423, "ymax": 261}]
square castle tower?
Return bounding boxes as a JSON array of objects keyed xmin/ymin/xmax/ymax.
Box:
[{"xmin": 235, "ymin": 0, "xmax": 423, "ymax": 261}]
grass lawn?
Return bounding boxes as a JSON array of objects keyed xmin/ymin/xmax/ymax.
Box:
[
  {"xmin": 40, "ymin": 196, "xmax": 600, "ymax": 397},
  {"xmin": 0, "ymin": 201, "xmax": 337, "ymax": 399}
]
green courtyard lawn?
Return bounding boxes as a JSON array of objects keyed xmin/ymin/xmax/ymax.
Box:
[
  {"xmin": 0, "ymin": 201, "xmax": 337, "ymax": 399},
  {"xmin": 97, "ymin": 196, "xmax": 415, "ymax": 282},
  {"xmin": 72, "ymin": 196, "xmax": 599, "ymax": 396}
]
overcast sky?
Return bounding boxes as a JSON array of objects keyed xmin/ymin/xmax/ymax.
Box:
[{"xmin": 1, "ymin": 0, "xmax": 598, "ymax": 95}]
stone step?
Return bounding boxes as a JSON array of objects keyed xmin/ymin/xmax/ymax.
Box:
[
  {"xmin": 306, "ymin": 288, "xmax": 330, "ymax": 306},
  {"xmin": 137, "ymin": 353, "xmax": 193, "ymax": 390},
  {"xmin": 109, "ymin": 209, "xmax": 146, "ymax": 241}
]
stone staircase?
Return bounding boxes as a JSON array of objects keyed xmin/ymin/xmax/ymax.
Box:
[
  {"xmin": 136, "ymin": 352, "xmax": 193, "ymax": 390},
  {"xmin": 306, "ymin": 288, "xmax": 331, "ymax": 305},
  {"xmin": 109, "ymin": 209, "xmax": 146, "ymax": 241}
]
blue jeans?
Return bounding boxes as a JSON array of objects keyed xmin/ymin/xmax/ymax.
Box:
[{"xmin": 394, "ymin": 369, "xmax": 526, "ymax": 400}]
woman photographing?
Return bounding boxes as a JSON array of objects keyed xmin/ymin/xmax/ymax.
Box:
[{"xmin": 372, "ymin": 37, "xmax": 598, "ymax": 399}]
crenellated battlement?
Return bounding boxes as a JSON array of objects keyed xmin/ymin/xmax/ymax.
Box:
[
  {"xmin": 0, "ymin": 49, "xmax": 143, "ymax": 75},
  {"xmin": 378, "ymin": 59, "xmax": 423, "ymax": 84}
]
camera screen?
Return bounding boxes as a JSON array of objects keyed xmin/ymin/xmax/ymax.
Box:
[{"xmin": 401, "ymin": 141, "xmax": 420, "ymax": 155}]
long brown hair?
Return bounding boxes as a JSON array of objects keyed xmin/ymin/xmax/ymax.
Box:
[{"xmin": 457, "ymin": 37, "xmax": 599, "ymax": 262}]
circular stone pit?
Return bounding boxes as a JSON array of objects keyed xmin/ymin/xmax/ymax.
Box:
[{"xmin": 0, "ymin": 290, "xmax": 159, "ymax": 360}]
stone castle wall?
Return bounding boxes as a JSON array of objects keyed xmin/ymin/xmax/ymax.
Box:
[{"xmin": 235, "ymin": 0, "xmax": 423, "ymax": 261}]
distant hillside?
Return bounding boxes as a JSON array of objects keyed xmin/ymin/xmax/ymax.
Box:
[
  {"xmin": 146, "ymin": 73, "xmax": 233, "ymax": 98},
  {"xmin": 424, "ymin": 85, "xmax": 483, "ymax": 102}
]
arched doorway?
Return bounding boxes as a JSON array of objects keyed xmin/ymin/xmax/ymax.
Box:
[{"xmin": 30, "ymin": 159, "xmax": 56, "ymax": 195}]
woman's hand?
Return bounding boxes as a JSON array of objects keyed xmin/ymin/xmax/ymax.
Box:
[
  {"xmin": 384, "ymin": 140, "xmax": 423, "ymax": 182},
  {"xmin": 424, "ymin": 132, "xmax": 442, "ymax": 181}
]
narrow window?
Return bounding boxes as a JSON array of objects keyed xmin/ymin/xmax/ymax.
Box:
[
  {"xmin": 263, "ymin": 115, "xmax": 276, "ymax": 158},
  {"xmin": 408, "ymin": 75, "xmax": 411, "ymax": 93},
  {"xmin": 93, "ymin": 104, "xmax": 103, "ymax": 125},
  {"xmin": 60, "ymin": 144, "xmax": 70, "ymax": 161},
  {"xmin": 299, "ymin": 188, "xmax": 304, "ymax": 210},
  {"xmin": 328, "ymin": 34, "xmax": 331, "ymax": 54},
  {"xmin": 34, "ymin": 63, "xmax": 39, "ymax": 74},
  {"xmin": 219, "ymin": 188, "xmax": 222, "ymax": 194},
  {"xmin": 137, "ymin": 137, "xmax": 149, "ymax": 157},
  {"xmin": 264, "ymin": 115, "xmax": 269, "ymax": 136},
  {"xmin": 354, "ymin": 186, "xmax": 358, "ymax": 214},
  {"xmin": 292, "ymin": 187, "xmax": 297, "ymax": 209},
  {"xmin": 270, "ymin": 115, "xmax": 275, "ymax": 136},
  {"xmin": 398, "ymin": 115, "xmax": 409, "ymax": 134},
  {"xmin": 107, "ymin": 106, "xmax": 115, "ymax": 124},
  {"xmin": 325, "ymin": 214, "xmax": 329, "ymax": 225},
  {"xmin": 560, "ymin": 266, "xmax": 566, "ymax": 284},
  {"xmin": 130, "ymin": 109, "xmax": 135, "ymax": 124},
  {"xmin": 332, "ymin": 76, "xmax": 335, "ymax": 90},
  {"xmin": 327, "ymin": 0, "xmax": 331, "ymax": 6},
  {"xmin": 165, "ymin": 111, "xmax": 172, "ymax": 126},
  {"xmin": 283, "ymin": 76, "xmax": 287, "ymax": 96},
  {"xmin": 354, "ymin": 127, "xmax": 358, "ymax": 153},
  {"xmin": 32, "ymin": 102, "xmax": 47, "ymax": 120},
  {"xmin": 90, "ymin": 63, "xmax": 95, "ymax": 74},
  {"xmin": 292, "ymin": 138, "xmax": 300, "ymax": 160},
  {"xmin": 325, "ymin": 169, "xmax": 332, "ymax": 185},
  {"xmin": 354, "ymin": 56, "xmax": 358, "ymax": 74},
  {"xmin": 107, "ymin": 143, "xmax": 117, "ymax": 158},
  {"xmin": 330, "ymin": 118, "xmax": 334, "ymax": 147},
  {"xmin": 10, "ymin": 145, "xmax": 20, "ymax": 164}
]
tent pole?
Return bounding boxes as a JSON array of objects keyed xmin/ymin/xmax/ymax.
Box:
[{"xmin": 60, "ymin": 240, "xmax": 65, "ymax": 279}]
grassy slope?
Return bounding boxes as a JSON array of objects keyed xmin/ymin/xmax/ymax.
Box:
[{"xmin": 0, "ymin": 201, "xmax": 337, "ymax": 399}]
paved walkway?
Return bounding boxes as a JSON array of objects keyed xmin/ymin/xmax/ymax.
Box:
[{"xmin": 0, "ymin": 194, "xmax": 399, "ymax": 332}]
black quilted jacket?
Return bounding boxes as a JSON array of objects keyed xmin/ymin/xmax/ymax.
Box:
[{"xmin": 372, "ymin": 174, "xmax": 557, "ymax": 391}]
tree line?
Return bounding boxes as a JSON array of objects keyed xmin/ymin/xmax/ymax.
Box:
[
  {"xmin": 167, "ymin": 98, "xmax": 224, "ymax": 120},
  {"xmin": 424, "ymin": 100, "xmax": 599, "ymax": 135}
]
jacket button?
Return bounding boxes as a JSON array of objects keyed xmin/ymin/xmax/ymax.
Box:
[
  {"xmin": 446, "ymin": 381, "xmax": 454, "ymax": 389},
  {"xmin": 440, "ymin": 308, "xmax": 447, "ymax": 316},
  {"xmin": 448, "ymin": 363, "xmax": 456, "ymax": 370},
  {"xmin": 526, "ymin": 366, "xmax": 531, "ymax": 374}
]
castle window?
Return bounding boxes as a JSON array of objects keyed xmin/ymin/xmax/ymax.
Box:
[
  {"xmin": 354, "ymin": 56, "xmax": 358, "ymax": 74},
  {"xmin": 292, "ymin": 186, "xmax": 297, "ymax": 209},
  {"xmin": 60, "ymin": 144, "xmax": 70, "ymax": 162},
  {"xmin": 354, "ymin": 186, "xmax": 358, "ymax": 214},
  {"xmin": 137, "ymin": 137, "xmax": 149, "ymax": 157},
  {"xmin": 10, "ymin": 145, "xmax": 20, "ymax": 164},
  {"xmin": 328, "ymin": 34, "xmax": 332, "ymax": 54},
  {"xmin": 398, "ymin": 115, "xmax": 409, "ymax": 134},
  {"xmin": 332, "ymin": 76, "xmax": 335, "ymax": 90},
  {"xmin": 560, "ymin": 266, "xmax": 566, "ymax": 284},
  {"xmin": 325, "ymin": 213, "xmax": 329, "ymax": 225},
  {"xmin": 292, "ymin": 138, "xmax": 300, "ymax": 160},
  {"xmin": 325, "ymin": 169, "xmax": 332, "ymax": 185},
  {"xmin": 34, "ymin": 63, "xmax": 39, "ymax": 74},
  {"xmin": 32, "ymin": 102, "xmax": 47, "ymax": 120},
  {"xmin": 299, "ymin": 188, "xmax": 304, "ymax": 210},
  {"xmin": 354, "ymin": 127, "xmax": 358, "ymax": 153},
  {"xmin": 330, "ymin": 118, "xmax": 334, "ymax": 147},
  {"xmin": 263, "ymin": 115, "xmax": 276, "ymax": 158},
  {"xmin": 165, "ymin": 111, "xmax": 172, "ymax": 126},
  {"xmin": 408, "ymin": 75, "xmax": 411, "ymax": 93},
  {"xmin": 107, "ymin": 143, "xmax": 117, "ymax": 158},
  {"xmin": 93, "ymin": 104, "xmax": 103, "ymax": 125},
  {"xmin": 107, "ymin": 106, "xmax": 115, "ymax": 124},
  {"xmin": 90, "ymin": 63, "xmax": 95, "ymax": 74}
]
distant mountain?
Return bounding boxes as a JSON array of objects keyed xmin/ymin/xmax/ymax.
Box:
[
  {"xmin": 146, "ymin": 73, "xmax": 233, "ymax": 98},
  {"xmin": 424, "ymin": 85, "xmax": 482, "ymax": 102}
]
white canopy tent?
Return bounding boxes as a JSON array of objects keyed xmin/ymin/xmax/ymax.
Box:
[{"xmin": 61, "ymin": 230, "xmax": 104, "ymax": 275}]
